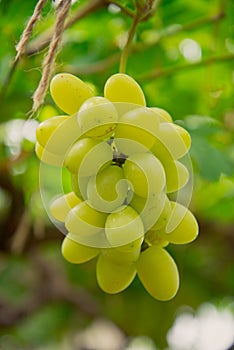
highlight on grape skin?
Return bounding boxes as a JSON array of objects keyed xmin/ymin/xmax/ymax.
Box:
[
  {"xmin": 86, "ymin": 165, "xmax": 130, "ymax": 213},
  {"xmin": 78, "ymin": 96, "xmax": 118, "ymax": 139},
  {"xmin": 37, "ymin": 71, "xmax": 198, "ymax": 301}
]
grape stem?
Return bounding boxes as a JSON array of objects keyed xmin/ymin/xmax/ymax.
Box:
[
  {"xmin": 119, "ymin": 12, "xmax": 140, "ymax": 74},
  {"xmin": 119, "ymin": 0, "xmax": 158, "ymax": 73}
]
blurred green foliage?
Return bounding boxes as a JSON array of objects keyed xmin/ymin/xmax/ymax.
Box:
[{"xmin": 0, "ymin": 0, "xmax": 233, "ymax": 349}]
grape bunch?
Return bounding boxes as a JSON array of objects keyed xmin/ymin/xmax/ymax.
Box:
[{"xmin": 36, "ymin": 72, "xmax": 199, "ymax": 301}]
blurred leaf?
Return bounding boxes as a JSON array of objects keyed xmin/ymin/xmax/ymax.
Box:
[
  {"xmin": 182, "ymin": 115, "xmax": 234, "ymax": 181},
  {"xmin": 15, "ymin": 303, "xmax": 72, "ymax": 346},
  {"xmin": 190, "ymin": 135, "xmax": 233, "ymax": 181}
]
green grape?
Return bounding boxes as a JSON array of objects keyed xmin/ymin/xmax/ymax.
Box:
[
  {"xmin": 157, "ymin": 123, "xmax": 191, "ymax": 160},
  {"xmin": 38, "ymin": 104, "xmax": 58, "ymax": 121},
  {"xmin": 130, "ymin": 192, "xmax": 170, "ymax": 231},
  {"xmin": 50, "ymin": 191, "xmax": 82, "ymax": 222},
  {"xmin": 101, "ymin": 242, "xmax": 141, "ymax": 263},
  {"xmin": 65, "ymin": 138, "xmax": 98, "ymax": 174},
  {"xmin": 165, "ymin": 160, "xmax": 189, "ymax": 193},
  {"xmin": 96, "ymin": 253, "xmax": 137, "ymax": 293},
  {"xmin": 36, "ymin": 114, "xmax": 82, "ymax": 155},
  {"xmin": 123, "ymin": 153, "xmax": 166, "ymax": 198},
  {"xmin": 151, "ymin": 107, "xmax": 173, "ymax": 123},
  {"xmin": 50, "ymin": 73, "xmax": 94, "ymax": 115},
  {"xmin": 105, "ymin": 205, "xmax": 144, "ymax": 247},
  {"xmin": 78, "ymin": 96, "xmax": 118, "ymax": 139},
  {"xmin": 150, "ymin": 134, "xmax": 174, "ymax": 164},
  {"xmin": 150, "ymin": 194, "xmax": 172, "ymax": 231},
  {"xmin": 151, "ymin": 139, "xmax": 189, "ymax": 193},
  {"xmin": 35, "ymin": 142, "xmax": 63, "ymax": 166},
  {"xmin": 61, "ymin": 235, "xmax": 99, "ymax": 263},
  {"xmin": 71, "ymin": 173, "xmax": 90, "ymax": 200},
  {"xmin": 65, "ymin": 200, "xmax": 108, "ymax": 239},
  {"xmin": 144, "ymin": 230, "xmax": 169, "ymax": 247},
  {"xmin": 104, "ymin": 73, "xmax": 146, "ymax": 106},
  {"xmin": 116, "ymin": 237, "xmax": 144, "ymax": 253},
  {"xmin": 87, "ymin": 165, "xmax": 129, "ymax": 212},
  {"xmin": 79, "ymin": 142, "xmax": 113, "ymax": 178},
  {"xmin": 36, "ymin": 115, "xmax": 69, "ymax": 147},
  {"xmin": 64, "ymin": 138, "xmax": 113, "ymax": 176},
  {"xmin": 137, "ymin": 245, "xmax": 179, "ymax": 301},
  {"xmin": 114, "ymin": 107, "xmax": 159, "ymax": 155},
  {"xmin": 160, "ymin": 201, "xmax": 199, "ymax": 244}
]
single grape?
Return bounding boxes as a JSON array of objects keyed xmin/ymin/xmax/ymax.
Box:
[
  {"xmin": 78, "ymin": 96, "xmax": 118, "ymax": 139},
  {"xmin": 144, "ymin": 230, "xmax": 169, "ymax": 247},
  {"xmin": 38, "ymin": 104, "xmax": 58, "ymax": 121},
  {"xmin": 123, "ymin": 152, "xmax": 166, "ymax": 198},
  {"xmin": 160, "ymin": 201, "xmax": 199, "ymax": 244},
  {"xmin": 130, "ymin": 192, "xmax": 171, "ymax": 231},
  {"xmin": 105, "ymin": 205, "xmax": 144, "ymax": 247},
  {"xmin": 137, "ymin": 245, "xmax": 179, "ymax": 301},
  {"xmin": 96, "ymin": 253, "xmax": 137, "ymax": 294},
  {"xmin": 35, "ymin": 142, "xmax": 63, "ymax": 166},
  {"xmin": 116, "ymin": 237, "xmax": 144, "ymax": 253},
  {"xmin": 50, "ymin": 191, "xmax": 82, "ymax": 222},
  {"xmin": 114, "ymin": 107, "xmax": 160, "ymax": 154},
  {"xmin": 65, "ymin": 138, "xmax": 98, "ymax": 173},
  {"xmin": 150, "ymin": 194, "xmax": 172, "ymax": 231},
  {"xmin": 150, "ymin": 134, "xmax": 174, "ymax": 164},
  {"xmin": 61, "ymin": 235, "xmax": 99, "ymax": 263},
  {"xmin": 104, "ymin": 73, "xmax": 146, "ymax": 106},
  {"xmin": 71, "ymin": 173, "xmax": 90, "ymax": 200},
  {"xmin": 50, "ymin": 73, "xmax": 94, "ymax": 115},
  {"xmin": 151, "ymin": 138, "xmax": 189, "ymax": 193},
  {"xmin": 65, "ymin": 200, "xmax": 108, "ymax": 239},
  {"xmin": 36, "ymin": 115, "xmax": 69, "ymax": 147},
  {"xmin": 165, "ymin": 160, "xmax": 189, "ymax": 193},
  {"xmin": 79, "ymin": 142, "xmax": 113, "ymax": 178},
  {"xmin": 157, "ymin": 123, "xmax": 191, "ymax": 159},
  {"xmin": 64, "ymin": 138, "xmax": 113, "ymax": 176},
  {"xmin": 151, "ymin": 107, "xmax": 173, "ymax": 123},
  {"xmin": 101, "ymin": 242, "xmax": 141, "ymax": 264},
  {"xmin": 87, "ymin": 165, "xmax": 129, "ymax": 212},
  {"xmin": 36, "ymin": 114, "xmax": 82, "ymax": 155}
]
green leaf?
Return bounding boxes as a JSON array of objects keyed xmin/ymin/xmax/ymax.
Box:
[
  {"xmin": 191, "ymin": 135, "xmax": 233, "ymax": 181},
  {"xmin": 183, "ymin": 115, "xmax": 221, "ymax": 136}
]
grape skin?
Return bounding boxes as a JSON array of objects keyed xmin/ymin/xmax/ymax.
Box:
[
  {"xmin": 50, "ymin": 73, "xmax": 94, "ymax": 115},
  {"xmin": 78, "ymin": 96, "xmax": 118, "ymax": 139},
  {"xmin": 104, "ymin": 73, "xmax": 146, "ymax": 106},
  {"xmin": 36, "ymin": 115, "xmax": 69, "ymax": 148},
  {"xmin": 114, "ymin": 107, "xmax": 159, "ymax": 154},
  {"xmin": 165, "ymin": 160, "xmax": 189, "ymax": 193},
  {"xmin": 96, "ymin": 253, "xmax": 137, "ymax": 294},
  {"xmin": 35, "ymin": 142, "xmax": 64, "ymax": 166},
  {"xmin": 87, "ymin": 165, "xmax": 129, "ymax": 213},
  {"xmin": 65, "ymin": 200, "xmax": 108, "ymax": 239},
  {"xmin": 71, "ymin": 174, "xmax": 90, "ymax": 200},
  {"xmin": 36, "ymin": 114, "xmax": 82, "ymax": 157},
  {"xmin": 105, "ymin": 205, "xmax": 144, "ymax": 247},
  {"xmin": 123, "ymin": 152, "xmax": 166, "ymax": 198},
  {"xmin": 137, "ymin": 245, "xmax": 179, "ymax": 301},
  {"xmin": 151, "ymin": 107, "xmax": 173, "ymax": 123},
  {"xmin": 65, "ymin": 138, "xmax": 113, "ymax": 176},
  {"xmin": 161, "ymin": 201, "xmax": 199, "ymax": 244},
  {"xmin": 130, "ymin": 192, "xmax": 169, "ymax": 232},
  {"xmin": 35, "ymin": 72, "xmax": 199, "ymax": 301},
  {"xmin": 50, "ymin": 192, "xmax": 82, "ymax": 222},
  {"xmin": 62, "ymin": 235, "xmax": 99, "ymax": 263},
  {"xmin": 157, "ymin": 123, "xmax": 191, "ymax": 160}
]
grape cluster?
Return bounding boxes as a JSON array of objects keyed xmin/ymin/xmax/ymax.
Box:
[{"xmin": 36, "ymin": 72, "xmax": 199, "ymax": 301}]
